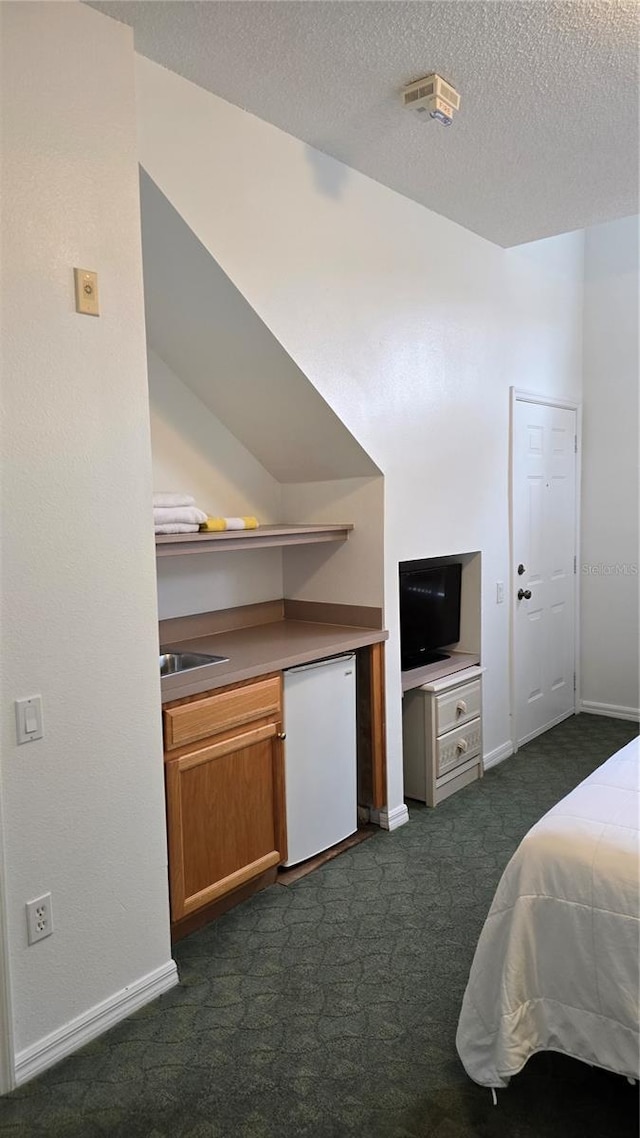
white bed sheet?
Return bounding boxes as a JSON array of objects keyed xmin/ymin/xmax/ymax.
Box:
[{"xmin": 456, "ymin": 735, "xmax": 640, "ymax": 1088}]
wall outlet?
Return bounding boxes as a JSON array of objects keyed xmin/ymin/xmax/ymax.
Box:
[
  {"xmin": 496, "ymin": 581, "xmax": 505, "ymax": 605},
  {"xmin": 26, "ymin": 893, "xmax": 53, "ymax": 945}
]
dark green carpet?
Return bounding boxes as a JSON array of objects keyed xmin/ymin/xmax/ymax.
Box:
[{"xmin": 1, "ymin": 714, "xmax": 638, "ymax": 1138}]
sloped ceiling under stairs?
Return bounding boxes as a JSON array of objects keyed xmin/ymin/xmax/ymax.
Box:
[{"xmin": 140, "ymin": 169, "xmax": 379, "ymax": 484}]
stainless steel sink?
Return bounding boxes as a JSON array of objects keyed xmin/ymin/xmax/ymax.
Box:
[{"xmin": 159, "ymin": 651, "xmax": 229, "ymax": 677}]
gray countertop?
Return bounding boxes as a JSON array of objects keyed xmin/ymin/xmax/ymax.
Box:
[{"xmin": 160, "ymin": 618, "xmax": 388, "ymax": 703}]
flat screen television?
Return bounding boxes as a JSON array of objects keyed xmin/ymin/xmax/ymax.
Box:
[{"xmin": 399, "ymin": 560, "xmax": 462, "ymax": 671}]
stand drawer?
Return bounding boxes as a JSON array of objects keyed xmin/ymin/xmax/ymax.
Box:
[
  {"xmin": 436, "ymin": 717, "xmax": 482, "ymax": 777},
  {"xmin": 435, "ymin": 680, "xmax": 481, "ymax": 736}
]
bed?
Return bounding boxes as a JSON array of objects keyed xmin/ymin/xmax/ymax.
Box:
[{"xmin": 456, "ymin": 735, "xmax": 639, "ymax": 1089}]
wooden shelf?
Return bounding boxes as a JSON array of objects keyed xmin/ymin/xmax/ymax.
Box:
[{"xmin": 155, "ymin": 523, "xmax": 354, "ymax": 557}]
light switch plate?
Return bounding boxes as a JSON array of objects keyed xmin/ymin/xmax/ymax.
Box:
[
  {"xmin": 15, "ymin": 696, "xmax": 43, "ymax": 744},
  {"xmin": 74, "ymin": 267, "xmax": 99, "ymax": 316}
]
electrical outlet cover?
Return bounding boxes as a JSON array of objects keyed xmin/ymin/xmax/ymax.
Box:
[{"xmin": 26, "ymin": 893, "xmax": 53, "ymax": 945}]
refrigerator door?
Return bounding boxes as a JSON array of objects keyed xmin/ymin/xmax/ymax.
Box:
[{"xmin": 283, "ymin": 654, "xmax": 357, "ymax": 866}]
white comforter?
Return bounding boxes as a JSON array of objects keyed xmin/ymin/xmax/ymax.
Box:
[{"xmin": 456, "ymin": 736, "xmax": 640, "ymax": 1088}]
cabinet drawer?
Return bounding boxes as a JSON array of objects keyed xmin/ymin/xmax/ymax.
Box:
[
  {"xmin": 164, "ymin": 675, "xmax": 281, "ymax": 751},
  {"xmin": 435, "ymin": 680, "xmax": 481, "ymax": 737},
  {"xmin": 436, "ymin": 717, "xmax": 481, "ymax": 778}
]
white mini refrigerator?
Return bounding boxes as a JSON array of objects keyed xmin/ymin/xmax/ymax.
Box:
[{"xmin": 283, "ymin": 654, "xmax": 357, "ymax": 866}]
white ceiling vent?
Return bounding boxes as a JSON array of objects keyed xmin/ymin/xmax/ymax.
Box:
[{"xmin": 402, "ymin": 73, "xmax": 461, "ymax": 126}]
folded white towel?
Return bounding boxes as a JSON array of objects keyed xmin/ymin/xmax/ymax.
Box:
[
  {"xmin": 153, "ymin": 506, "xmax": 208, "ymax": 526},
  {"xmin": 153, "ymin": 492, "xmax": 196, "ymax": 509},
  {"xmin": 154, "ymin": 523, "xmax": 201, "ymax": 535}
]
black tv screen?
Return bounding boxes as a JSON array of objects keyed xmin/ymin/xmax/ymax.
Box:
[{"xmin": 399, "ymin": 561, "xmax": 462, "ymax": 671}]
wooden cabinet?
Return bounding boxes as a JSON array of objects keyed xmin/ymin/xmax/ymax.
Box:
[
  {"xmin": 162, "ymin": 641, "xmax": 387, "ymax": 935},
  {"xmin": 356, "ymin": 641, "xmax": 387, "ymax": 810},
  {"xmin": 402, "ymin": 666, "xmax": 485, "ymax": 807},
  {"xmin": 163, "ymin": 674, "xmax": 286, "ymax": 924}
]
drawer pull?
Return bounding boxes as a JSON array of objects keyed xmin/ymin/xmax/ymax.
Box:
[
  {"xmin": 456, "ymin": 700, "xmax": 467, "ymax": 715},
  {"xmin": 457, "ymin": 738, "xmax": 468, "ymax": 753}
]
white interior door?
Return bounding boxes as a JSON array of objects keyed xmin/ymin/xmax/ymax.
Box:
[{"xmin": 512, "ymin": 395, "xmax": 578, "ymax": 747}]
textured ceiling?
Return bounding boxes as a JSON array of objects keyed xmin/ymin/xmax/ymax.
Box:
[{"xmin": 90, "ymin": 1, "xmax": 639, "ymax": 246}]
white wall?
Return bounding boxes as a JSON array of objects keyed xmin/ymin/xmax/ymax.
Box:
[
  {"xmin": 282, "ymin": 479, "xmax": 384, "ymax": 611},
  {"xmin": 581, "ymin": 216, "xmax": 639, "ymax": 717},
  {"xmin": 149, "ymin": 349, "xmax": 285, "ymax": 619},
  {"xmin": 134, "ymin": 56, "xmax": 585, "ymax": 815},
  {"xmin": 149, "ymin": 349, "xmax": 282, "ymax": 520},
  {"xmin": 149, "ymin": 349, "xmax": 383, "ymax": 619},
  {"xmin": 0, "ymin": 3, "xmax": 174, "ymax": 1074},
  {"xmin": 141, "ymin": 169, "xmax": 377, "ymax": 484}
]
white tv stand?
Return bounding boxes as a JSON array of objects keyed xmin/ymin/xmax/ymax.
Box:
[
  {"xmin": 401, "ymin": 651, "xmax": 480, "ymax": 693},
  {"xmin": 402, "ymin": 664, "xmax": 485, "ymax": 807}
]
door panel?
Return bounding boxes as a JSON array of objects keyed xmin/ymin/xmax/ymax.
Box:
[
  {"xmin": 513, "ymin": 399, "xmax": 577, "ymax": 745},
  {"xmin": 166, "ymin": 724, "xmax": 285, "ymax": 920},
  {"xmin": 181, "ymin": 738, "xmax": 276, "ymax": 897}
]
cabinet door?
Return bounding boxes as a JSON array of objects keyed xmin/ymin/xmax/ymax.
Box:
[{"xmin": 166, "ymin": 722, "xmax": 286, "ymax": 921}]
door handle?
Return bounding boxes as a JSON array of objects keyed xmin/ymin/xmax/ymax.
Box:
[
  {"xmin": 517, "ymin": 563, "xmax": 526, "ymax": 576},
  {"xmin": 517, "ymin": 589, "xmax": 532, "ymax": 600},
  {"xmin": 277, "ymin": 732, "xmax": 287, "ymax": 740}
]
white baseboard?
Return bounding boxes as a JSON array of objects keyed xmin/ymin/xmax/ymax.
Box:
[
  {"xmin": 483, "ymin": 741, "xmax": 514, "ymax": 771},
  {"xmin": 579, "ymin": 700, "xmax": 640, "ymax": 723},
  {"xmin": 516, "ymin": 708, "xmax": 576, "ymax": 748},
  {"xmin": 371, "ymin": 804, "xmax": 410, "ymax": 831},
  {"xmin": 15, "ymin": 958, "xmax": 178, "ymax": 1086}
]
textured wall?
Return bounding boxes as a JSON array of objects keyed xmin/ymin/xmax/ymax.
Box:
[
  {"xmin": 140, "ymin": 170, "xmax": 378, "ymax": 484},
  {"xmin": 0, "ymin": 3, "xmax": 173, "ymax": 1061},
  {"xmin": 148, "ymin": 348, "xmax": 384, "ymax": 617},
  {"xmin": 282, "ymin": 478, "xmax": 384, "ymax": 610},
  {"xmin": 581, "ymin": 216, "xmax": 640, "ymax": 716},
  {"xmin": 149, "ymin": 349, "xmax": 285, "ymax": 619},
  {"xmin": 134, "ymin": 56, "xmax": 585, "ymax": 815}
]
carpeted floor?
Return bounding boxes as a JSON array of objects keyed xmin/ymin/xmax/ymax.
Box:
[{"xmin": 1, "ymin": 714, "xmax": 638, "ymax": 1138}]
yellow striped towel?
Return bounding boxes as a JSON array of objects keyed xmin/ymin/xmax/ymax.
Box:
[{"xmin": 200, "ymin": 516, "xmax": 259, "ymax": 532}]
